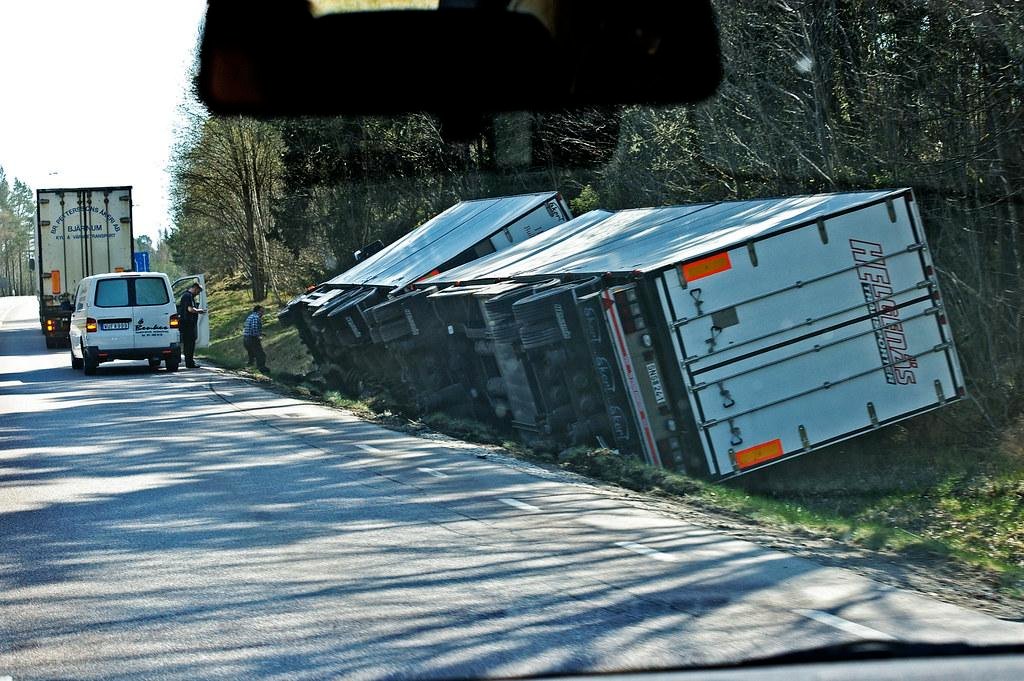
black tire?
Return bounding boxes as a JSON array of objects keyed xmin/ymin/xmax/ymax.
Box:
[
  {"xmin": 166, "ymin": 358, "xmax": 180, "ymax": 372},
  {"xmin": 84, "ymin": 355, "xmax": 98, "ymax": 376},
  {"xmin": 70, "ymin": 347, "xmax": 84, "ymax": 370},
  {"xmin": 44, "ymin": 337, "xmax": 57, "ymax": 350},
  {"xmin": 148, "ymin": 358, "xmax": 162, "ymax": 370}
]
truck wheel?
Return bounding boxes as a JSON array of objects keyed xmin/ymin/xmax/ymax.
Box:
[
  {"xmin": 148, "ymin": 358, "xmax": 162, "ymax": 370},
  {"xmin": 166, "ymin": 358, "xmax": 180, "ymax": 372},
  {"xmin": 71, "ymin": 347, "xmax": 84, "ymax": 370},
  {"xmin": 84, "ymin": 355, "xmax": 98, "ymax": 376},
  {"xmin": 44, "ymin": 337, "xmax": 57, "ymax": 350}
]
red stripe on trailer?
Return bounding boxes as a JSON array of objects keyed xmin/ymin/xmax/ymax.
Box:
[{"xmin": 602, "ymin": 289, "xmax": 662, "ymax": 467}]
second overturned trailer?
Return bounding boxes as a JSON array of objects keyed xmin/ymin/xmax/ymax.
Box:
[{"xmin": 279, "ymin": 191, "xmax": 573, "ymax": 395}]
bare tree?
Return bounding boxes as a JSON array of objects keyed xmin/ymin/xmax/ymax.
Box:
[{"xmin": 171, "ymin": 114, "xmax": 284, "ymax": 301}]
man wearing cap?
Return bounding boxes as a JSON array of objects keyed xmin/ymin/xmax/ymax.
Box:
[{"xmin": 178, "ymin": 282, "xmax": 206, "ymax": 369}]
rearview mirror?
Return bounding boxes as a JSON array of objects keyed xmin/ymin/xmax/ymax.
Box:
[{"xmin": 197, "ymin": 0, "xmax": 722, "ymax": 118}]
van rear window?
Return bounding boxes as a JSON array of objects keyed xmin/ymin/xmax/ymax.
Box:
[
  {"xmin": 135, "ymin": 277, "xmax": 170, "ymax": 306},
  {"xmin": 94, "ymin": 279, "xmax": 130, "ymax": 307}
]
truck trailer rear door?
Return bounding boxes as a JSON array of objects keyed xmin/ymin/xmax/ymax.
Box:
[
  {"xmin": 172, "ymin": 274, "xmax": 210, "ymax": 349},
  {"xmin": 657, "ymin": 192, "xmax": 964, "ymax": 479}
]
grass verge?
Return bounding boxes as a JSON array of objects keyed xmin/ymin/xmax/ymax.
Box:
[{"xmin": 199, "ymin": 277, "xmax": 314, "ymax": 378}]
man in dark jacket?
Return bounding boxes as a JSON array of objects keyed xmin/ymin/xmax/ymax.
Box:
[{"xmin": 178, "ymin": 282, "xmax": 205, "ymax": 368}]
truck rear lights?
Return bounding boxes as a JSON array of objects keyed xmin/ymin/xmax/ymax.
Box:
[
  {"xmin": 169, "ymin": 313, "xmax": 180, "ymax": 328},
  {"xmin": 45, "ymin": 319, "xmax": 55, "ymax": 332},
  {"xmin": 86, "ymin": 318, "xmax": 98, "ymax": 332}
]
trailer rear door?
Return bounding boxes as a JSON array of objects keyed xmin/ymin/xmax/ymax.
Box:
[{"xmin": 657, "ymin": 192, "xmax": 964, "ymax": 479}]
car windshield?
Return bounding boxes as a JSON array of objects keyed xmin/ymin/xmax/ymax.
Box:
[{"xmin": 0, "ymin": 2, "xmax": 1022, "ymax": 680}]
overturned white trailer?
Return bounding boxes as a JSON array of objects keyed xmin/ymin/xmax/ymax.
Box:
[{"xmin": 426, "ymin": 189, "xmax": 964, "ymax": 479}]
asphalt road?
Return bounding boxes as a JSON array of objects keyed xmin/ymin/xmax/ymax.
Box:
[{"xmin": 1, "ymin": 294, "xmax": 1022, "ymax": 680}]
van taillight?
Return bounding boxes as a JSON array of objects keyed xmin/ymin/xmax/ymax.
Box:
[
  {"xmin": 169, "ymin": 314, "xmax": 180, "ymax": 329},
  {"xmin": 86, "ymin": 318, "xmax": 98, "ymax": 332}
]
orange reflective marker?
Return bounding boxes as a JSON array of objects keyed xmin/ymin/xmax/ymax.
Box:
[
  {"xmin": 51, "ymin": 270, "xmax": 61, "ymax": 294},
  {"xmin": 682, "ymin": 252, "xmax": 731, "ymax": 282},
  {"xmin": 734, "ymin": 438, "xmax": 784, "ymax": 469}
]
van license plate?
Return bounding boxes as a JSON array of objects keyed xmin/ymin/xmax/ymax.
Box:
[{"xmin": 101, "ymin": 322, "xmax": 129, "ymax": 331}]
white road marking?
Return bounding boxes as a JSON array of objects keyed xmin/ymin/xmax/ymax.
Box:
[
  {"xmin": 796, "ymin": 609, "xmax": 897, "ymax": 641},
  {"xmin": 355, "ymin": 444, "xmax": 384, "ymax": 454},
  {"xmin": 499, "ymin": 498, "xmax": 541, "ymax": 513},
  {"xmin": 614, "ymin": 541, "xmax": 679, "ymax": 562},
  {"xmin": 417, "ymin": 467, "xmax": 447, "ymax": 478}
]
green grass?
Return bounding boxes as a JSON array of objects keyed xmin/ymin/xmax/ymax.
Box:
[
  {"xmin": 199, "ymin": 278, "xmax": 314, "ymax": 379},
  {"xmin": 542, "ymin": 439, "xmax": 1023, "ymax": 593},
  {"xmin": 201, "ymin": 276, "xmax": 1024, "ymax": 595}
]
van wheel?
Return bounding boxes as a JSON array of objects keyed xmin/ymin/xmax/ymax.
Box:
[
  {"xmin": 166, "ymin": 358, "xmax": 180, "ymax": 372},
  {"xmin": 84, "ymin": 355, "xmax": 98, "ymax": 376},
  {"xmin": 71, "ymin": 347, "xmax": 84, "ymax": 370},
  {"xmin": 148, "ymin": 358, "xmax": 162, "ymax": 370}
]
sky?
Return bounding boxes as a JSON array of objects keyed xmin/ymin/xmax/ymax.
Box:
[{"xmin": 0, "ymin": 0, "xmax": 208, "ymax": 243}]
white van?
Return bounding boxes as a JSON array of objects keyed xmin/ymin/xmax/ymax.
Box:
[{"xmin": 69, "ymin": 272, "xmax": 209, "ymax": 375}]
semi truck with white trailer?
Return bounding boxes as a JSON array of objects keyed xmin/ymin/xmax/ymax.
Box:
[{"xmin": 35, "ymin": 187, "xmax": 134, "ymax": 348}]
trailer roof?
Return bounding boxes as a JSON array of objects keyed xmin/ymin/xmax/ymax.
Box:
[
  {"xmin": 324, "ymin": 192, "xmax": 562, "ymax": 290},
  {"xmin": 427, "ymin": 209, "xmax": 615, "ymax": 284},
  {"xmin": 37, "ymin": 186, "xmax": 132, "ymax": 194},
  {"xmin": 425, "ymin": 190, "xmax": 905, "ymax": 283}
]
